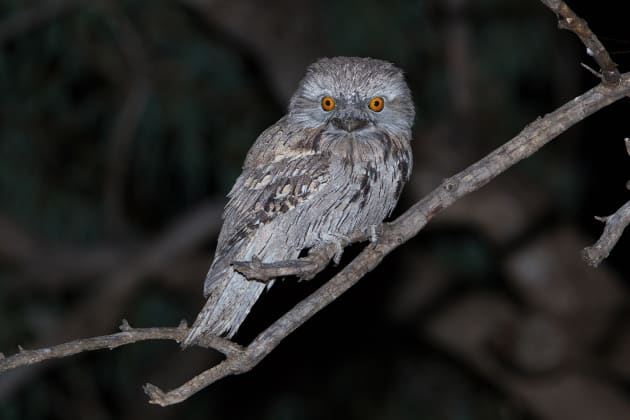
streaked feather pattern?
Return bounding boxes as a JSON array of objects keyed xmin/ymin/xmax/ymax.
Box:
[{"xmin": 184, "ymin": 57, "xmax": 414, "ymax": 344}]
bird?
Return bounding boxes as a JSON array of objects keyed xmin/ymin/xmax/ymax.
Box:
[{"xmin": 183, "ymin": 56, "xmax": 415, "ymax": 345}]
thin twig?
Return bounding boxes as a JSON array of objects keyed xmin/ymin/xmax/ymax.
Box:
[
  {"xmin": 0, "ymin": 318, "xmax": 239, "ymax": 374},
  {"xmin": 539, "ymin": 0, "xmax": 620, "ymax": 85},
  {"xmin": 582, "ymin": 201, "xmax": 630, "ymax": 267},
  {"xmin": 0, "ymin": 321, "xmax": 188, "ymax": 374},
  {"xmin": 0, "ymin": 200, "xmax": 223, "ymax": 400},
  {"xmin": 582, "ymin": 138, "xmax": 630, "ymax": 266}
]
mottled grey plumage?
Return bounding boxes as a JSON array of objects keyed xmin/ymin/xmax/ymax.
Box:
[{"xmin": 184, "ymin": 56, "xmax": 414, "ymax": 344}]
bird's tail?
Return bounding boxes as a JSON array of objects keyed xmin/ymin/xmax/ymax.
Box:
[{"xmin": 182, "ymin": 267, "xmax": 266, "ymax": 347}]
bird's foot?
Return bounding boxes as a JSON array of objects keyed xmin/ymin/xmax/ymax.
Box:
[
  {"xmin": 232, "ymin": 256, "xmax": 319, "ymax": 283},
  {"xmin": 232, "ymin": 228, "xmax": 376, "ymax": 283}
]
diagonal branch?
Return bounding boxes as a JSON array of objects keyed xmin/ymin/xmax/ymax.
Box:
[{"xmin": 144, "ymin": 74, "xmax": 630, "ymax": 406}]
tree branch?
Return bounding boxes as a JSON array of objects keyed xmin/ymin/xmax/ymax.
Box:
[
  {"xmin": 0, "ymin": 321, "xmax": 187, "ymax": 373},
  {"xmin": 0, "ymin": 200, "xmax": 223, "ymax": 399},
  {"xmin": 582, "ymin": 138, "xmax": 630, "ymax": 267},
  {"xmin": 2, "ymin": 0, "xmax": 629, "ymax": 408},
  {"xmin": 582, "ymin": 201, "xmax": 630, "ymax": 267},
  {"xmin": 539, "ymin": 0, "xmax": 620, "ymax": 85},
  {"xmin": 0, "ymin": 320, "xmax": 240, "ymax": 374},
  {"xmin": 144, "ymin": 74, "xmax": 630, "ymax": 405},
  {"xmin": 581, "ymin": 137, "xmax": 630, "ymax": 266}
]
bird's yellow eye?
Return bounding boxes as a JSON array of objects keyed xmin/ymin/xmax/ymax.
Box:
[
  {"xmin": 368, "ymin": 97, "xmax": 384, "ymax": 112},
  {"xmin": 321, "ymin": 96, "xmax": 335, "ymax": 111}
]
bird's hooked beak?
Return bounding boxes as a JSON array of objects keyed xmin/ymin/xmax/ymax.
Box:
[{"xmin": 330, "ymin": 117, "xmax": 369, "ymax": 132}]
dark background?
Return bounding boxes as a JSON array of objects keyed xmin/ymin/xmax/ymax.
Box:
[{"xmin": 1, "ymin": 0, "xmax": 629, "ymax": 419}]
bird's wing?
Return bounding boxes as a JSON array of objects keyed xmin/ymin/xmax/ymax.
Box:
[{"xmin": 216, "ymin": 125, "xmax": 330, "ymax": 257}]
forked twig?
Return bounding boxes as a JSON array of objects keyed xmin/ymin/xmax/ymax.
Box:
[{"xmin": 540, "ymin": 0, "xmax": 620, "ymax": 84}]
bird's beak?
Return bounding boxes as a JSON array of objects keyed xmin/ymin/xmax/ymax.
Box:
[{"xmin": 331, "ymin": 117, "xmax": 369, "ymax": 132}]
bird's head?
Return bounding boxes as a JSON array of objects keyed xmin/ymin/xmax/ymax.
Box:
[{"xmin": 288, "ymin": 57, "xmax": 415, "ymax": 138}]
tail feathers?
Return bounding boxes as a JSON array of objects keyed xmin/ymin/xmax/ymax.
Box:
[{"xmin": 183, "ymin": 269, "xmax": 265, "ymax": 347}]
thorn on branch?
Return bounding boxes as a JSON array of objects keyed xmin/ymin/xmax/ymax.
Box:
[
  {"xmin": 119, "ymin": 319, "xmax": 132, "ymax": 331},
  {"xmin": 580, "ymin": 63, "xmax": 602, "ymax": 80}
]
